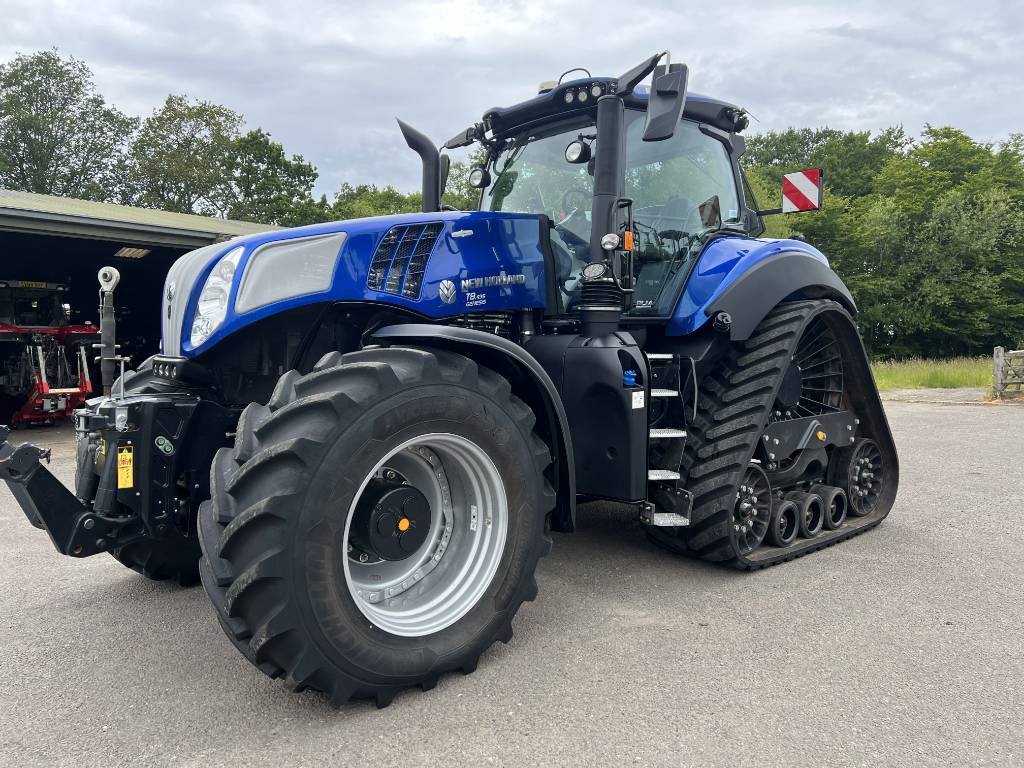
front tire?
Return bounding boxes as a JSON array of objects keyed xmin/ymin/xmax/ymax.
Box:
[{"xmin": 198, "ymin": 346, "xmax": 553, "ymax": 706}]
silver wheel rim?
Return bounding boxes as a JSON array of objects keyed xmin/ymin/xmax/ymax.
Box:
[{"xmin": 343, "ymin": 433, "xmax": 508, "ymax": 637}]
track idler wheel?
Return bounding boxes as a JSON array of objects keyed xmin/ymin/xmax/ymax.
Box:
[
  {"xmin": 815, "ymin": 485, "xmax": 848, "ymax": 530},
  {"xmin": 828, "ymin": 438, "xmax": 884, "ymax": 517},
  {"xmin": 766, "ymin": 498, "xmax": 799, "ymax": 547},
  {"xmin": 732, "ymin": 463, "xmax": 772, "ymax": 556},
  {"xmin": 786, "ymin": 490, "xmax": 824, "ymax": 538}
]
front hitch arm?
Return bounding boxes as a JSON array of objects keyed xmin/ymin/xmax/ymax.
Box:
[{"xmin": 0, "ymin": 426, "xmax": 138, "ymax": 557}]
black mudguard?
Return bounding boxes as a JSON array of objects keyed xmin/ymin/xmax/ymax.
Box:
[
  {"xmin": 372, "ymin": 323, "xmax": 577, "ymax": 532},
  {"xmin": 705, "ymin": 252, "xmax": 857, "ymax": 340}
]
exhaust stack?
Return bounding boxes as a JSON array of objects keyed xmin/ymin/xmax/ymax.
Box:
[{"xmin": 397, "ymin": 119, "xmax": 441, "ymax": 213}]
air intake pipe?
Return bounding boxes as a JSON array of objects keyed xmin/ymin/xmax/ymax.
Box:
[
  {"xmin": 397, "ymin": 119, "xmax": 441, "ymax": 213},
  {"xmin": 579, "ymin": 94, "xmax": 627, "ymax": 338},
  {"xmin": 588, "ymin": 95, "xmax": 625, "ymax": 265}
]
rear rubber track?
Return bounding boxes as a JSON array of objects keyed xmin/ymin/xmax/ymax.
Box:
[{"xmin": 648, "ymin": 299, "xmax": 895, "ymax": 569}]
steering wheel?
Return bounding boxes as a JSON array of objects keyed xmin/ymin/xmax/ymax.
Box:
[{"xmin": 556, "ymin": 187, "xmax": 589, "ymax": 225}]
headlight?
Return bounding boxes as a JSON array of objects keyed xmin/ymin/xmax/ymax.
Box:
[{"xmin": 189, "ymin": 246, "xmax": 243, "ymax": 348}]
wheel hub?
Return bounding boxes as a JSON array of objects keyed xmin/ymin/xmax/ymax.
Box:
[
  {"xmin": 732, "ymin": 463, "xmax": 772, "ymax": 555},
  {"xmin": 350, "ymin": 479, "xmax": 431, "ymax": 562},
  {"xmin": 734, "ymin": 484, "xmax": 760, "ymax": 533},
  {"xmin": 343, "ymin": 434, "xmax": 508, "ymax": 637},
  {"xmin": 852, "ymin": 457, "xmax": 875, "ymax": 499},
  {"xmin": 776, "ymin": 362, "xmax": 803, "ymax": 409}
]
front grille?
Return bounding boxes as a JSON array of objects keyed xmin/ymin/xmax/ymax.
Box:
[{"xmin": 367, "ymin": 223, "xmax": 443, "ymax": 299}]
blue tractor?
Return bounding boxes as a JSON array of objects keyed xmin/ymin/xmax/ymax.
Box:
[{"xmin": 0, "ymin": 53, "xmax": 897, "ymax": 706}]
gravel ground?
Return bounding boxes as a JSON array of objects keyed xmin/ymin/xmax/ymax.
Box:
[
  {"xmin": 881, "ymin": 386, "xmax": 1024, "ymax": 404},
  {"xmin": 880, "ymin": 387, "xmax": 992, "ymax": 403},
  {"xmin": 1, "ymin": 401, "xmax": 1021, "ymax": 768}
]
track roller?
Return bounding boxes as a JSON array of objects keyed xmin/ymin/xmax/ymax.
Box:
[
  {"xmin": 767, "ymin": 498, "xmax": 799, "ymax": 547},
  {"xmin": 815, "ymin": 485, "xmax": 848, "ymax": 530},
  {"xmin": 786, "ymin": 490, "xmax": 824, "ymax": 538}
]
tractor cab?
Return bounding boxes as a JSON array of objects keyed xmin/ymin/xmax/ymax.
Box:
[
  {"xmin": 0, "ymin": 281, "xmax": 70, "ymax": 328},
  {"xmin": 477, "ymin": 102, "xmax": 745, "ymax": 315},
  {"xmin": 438, "ymin": 55, "xmax": 764, "ymax": 332}
]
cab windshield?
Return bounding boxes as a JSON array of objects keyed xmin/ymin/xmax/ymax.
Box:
[
  {"xmin": 483, "ymin": 111, "xmax": 741, "ymax": 314},
  {"xmin": 0, "ymin": 287, "xmax": 67, "ymax": 327}
]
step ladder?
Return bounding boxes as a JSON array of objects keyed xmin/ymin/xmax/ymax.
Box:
[{"xmin": 641, "ymin": 350, "xmax": 691, "ymax": 526}]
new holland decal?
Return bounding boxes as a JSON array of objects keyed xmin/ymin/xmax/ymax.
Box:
[
  {"xmin": 460, "ymin": 273, "xmax": 526, "ymax": 291},
  {"xmin": 438, "ymin": 279, "xmax": 457, "ymax": 304},
  {"xmin": 441, "ymin": 271, "xmax": 526, "ymax": 308}
]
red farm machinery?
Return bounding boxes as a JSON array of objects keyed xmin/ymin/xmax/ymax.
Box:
[{"xmin": 0, "ymin": 279, "xmax": 97, "ymax": 427}]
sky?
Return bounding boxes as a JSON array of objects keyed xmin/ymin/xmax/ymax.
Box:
[{"xmin": 2, "ymin": 0, "xmax": 1021, "ymax": 197}]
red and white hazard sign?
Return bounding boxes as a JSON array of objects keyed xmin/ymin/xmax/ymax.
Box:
[{"xmin": 781, "ymin": 168, "xmax": 823, "ymax": 213}]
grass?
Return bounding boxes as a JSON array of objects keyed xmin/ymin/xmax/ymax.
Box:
[{"xmin": 870, "ymin": 356, "xmax": 993, "ymax": 391}]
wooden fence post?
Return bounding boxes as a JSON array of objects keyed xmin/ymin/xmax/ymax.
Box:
[{"xmin": 994, "ymin": 346, "xmax": 1004, "ymax": 398}]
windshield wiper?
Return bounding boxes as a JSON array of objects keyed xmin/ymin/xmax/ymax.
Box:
[{"xmin": 487, "ymin": 139, "xmax": 528, "ymax": 197}]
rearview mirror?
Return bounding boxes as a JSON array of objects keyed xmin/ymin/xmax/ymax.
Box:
[
  {"xmin": 439, "ymin": 154, "xmax": 451, "ymax": 200},
  {"xmin": 642, "ymin": 63, "xmax": 688, "ymax": 142},
  {"xmin": 781, "ymin": 168, "xmax": 823, "ymax": 213},
  {"xmin": 698, "ymin": 195, "xmax": 721, "ymax": 229}
]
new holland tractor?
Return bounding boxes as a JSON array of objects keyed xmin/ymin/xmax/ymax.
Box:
[{"xmin": 0, "ymin": 52, "xmax": 898, "ymax": 706}]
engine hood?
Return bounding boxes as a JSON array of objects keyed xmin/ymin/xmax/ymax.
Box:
[{"xmin": 162, "ymin": 211, "xmax": 552, "ymax": 357}]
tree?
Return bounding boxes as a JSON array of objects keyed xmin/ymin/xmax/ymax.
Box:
[
  {"xmin": 442, "ymin": 151, "xmax": 488, "ymax": 211},
  {"xmin": 213, "ymin": 129, "xmax": 319, "ymax": 225},
  {"xmin": 745, "ymin": 126, "xmax": 907, "ymax": 197},
  {"xmin": 330, "ymin": 183, "xmax": 421, "ymax": 220},
  {"xmin": 275, "ymin": 193, "xmax": 333, "ymax": 228},
  {"xmin": 128, "ymin": 94, "xmax": 242, "ymax": 214},
  {"xmin": 0, "ymin": 50, "xmax": 135, "ymax": 200},
  {"xmin": 744, "ymin": 124, "xmax": 1024, "ymax": 358}
]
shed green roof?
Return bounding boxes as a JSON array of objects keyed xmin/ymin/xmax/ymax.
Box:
[{"xmin": 0, "ymin": 189, "xmax": 276, "ymax": 249}]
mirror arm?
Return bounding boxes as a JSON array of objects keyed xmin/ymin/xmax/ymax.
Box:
[{"xmin": 614, "ymin": 51, "xmax": 667, "ymax": 96}]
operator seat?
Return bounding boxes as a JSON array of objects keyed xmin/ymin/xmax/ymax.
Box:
[{"xmin": 653, "ymin": 196, "xmax": 700, "ymax": 238}]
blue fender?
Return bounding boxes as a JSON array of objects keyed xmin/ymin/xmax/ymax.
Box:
[{"xmin": 668, "ymin": 236, "xmax": 856, "ymax": 339}]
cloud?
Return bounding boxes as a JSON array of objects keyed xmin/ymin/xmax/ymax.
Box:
[{"xmin": 2, "ymin": 0, "xmax": 1021, "ymax": 196}]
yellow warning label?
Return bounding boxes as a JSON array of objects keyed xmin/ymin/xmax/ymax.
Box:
[{"xmin": 117, "ymin": 446, "xmax": 134, "ymax": 489}]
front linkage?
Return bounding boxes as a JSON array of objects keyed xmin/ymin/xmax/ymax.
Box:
[
  {"xmin": 0, "ymin": 267, "xmax": 233, "ymax": 573},
  {"xmin": 0, "ymin": 375, "xmax": 231, "ymax": 561}
]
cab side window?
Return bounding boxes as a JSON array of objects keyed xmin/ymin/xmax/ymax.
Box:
[{"xmin": 625, "ymin": 120, "xmax": 740, "ymax": 314}]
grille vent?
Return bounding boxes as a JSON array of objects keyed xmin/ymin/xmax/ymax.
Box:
[{"xmin": 367, "ymin": 222, "xmax": 443, "ymax": 299}]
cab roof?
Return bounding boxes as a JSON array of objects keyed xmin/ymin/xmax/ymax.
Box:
[{"xmin": 483, "ymin": 76, "xmax": 744, "ymax": 139}]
